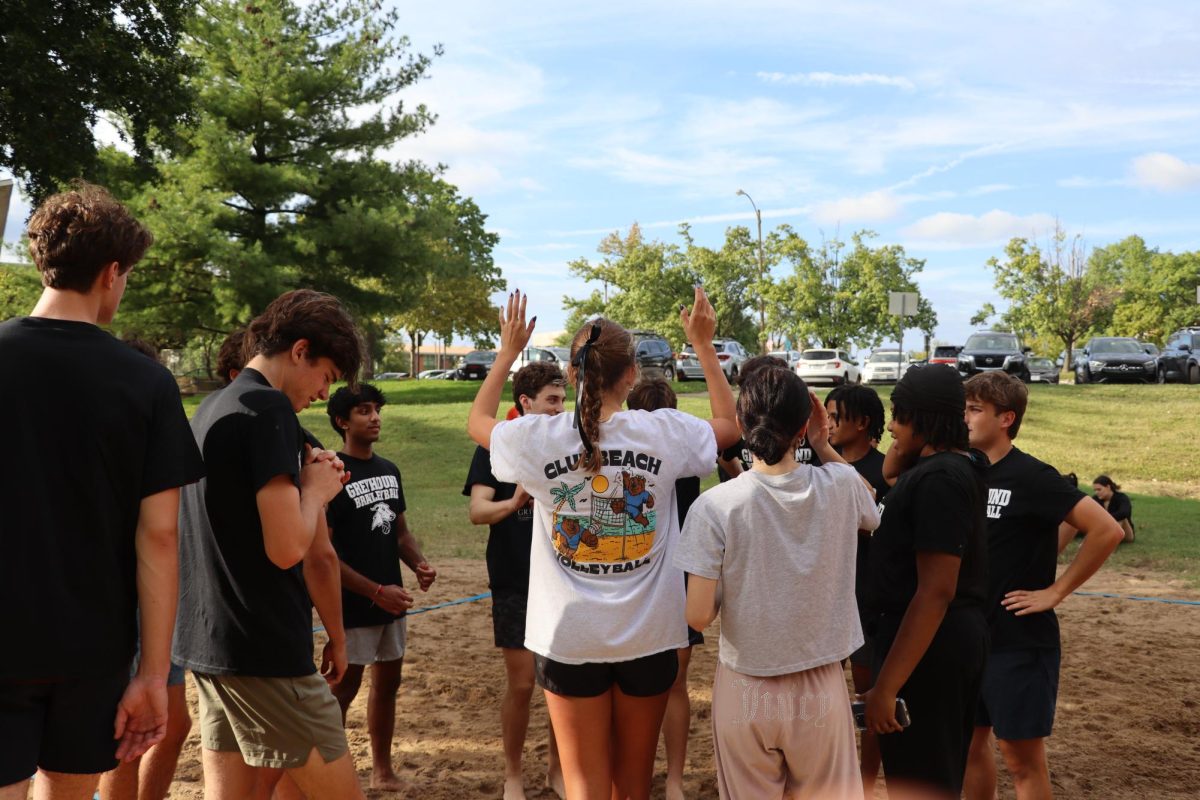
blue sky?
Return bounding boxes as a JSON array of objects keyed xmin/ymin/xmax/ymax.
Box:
[{"xmin": 6, "ymin": 0, "xmax": 1200, "ymax": 350}]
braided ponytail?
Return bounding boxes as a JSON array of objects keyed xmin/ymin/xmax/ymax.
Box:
[{"xmin": 569, "ymin": 318, "xmax": 635, "ymax": 472}]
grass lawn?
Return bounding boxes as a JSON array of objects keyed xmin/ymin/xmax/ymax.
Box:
[{"xmin": 184, "ymin": 378, "xmax": 1200, "ymax": 584}]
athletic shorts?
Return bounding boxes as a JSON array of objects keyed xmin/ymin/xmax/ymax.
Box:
[
  {"xmin": 194, "ymin": 672, "xmax": 348, "ymax": 768},
  {"xmin": 535, "ymin": 649, "xmax": 678, "ymax": 698},
  {"xmin": 976, "ymin": 647, "xmax": 1060, "ymax": 741},
  {"xmin": 491, "ymin": 591, "xmax": 528, "ymax": 650},
  {"xmin": 687, "ymin": 625, "xmax": 705, "ymax": 647},
  {"xmin": 0, "ymin": 662, "xmax": 130, "ymax": 784},
  {"xmin": 345, "ymin": 619, "xmax": 407, "ymax": 665}
]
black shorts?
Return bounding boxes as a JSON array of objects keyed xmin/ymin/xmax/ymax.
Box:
[
  {"xmin": 976, "ymin": 647, "xmax": 1060, "ymax": 740},
  {"xmin": 0, "ymin": 662, "xmax": 130, "ymax": 784},
  {"xmin": 873, "ymin": 606, "xmax": 989, "ymax": 798},
  {"xmin": 535, "ymin": 649, "xmax": 678, "ymax": 698},
  {"xmin": 686, "ymin": 625, "xmax": 705, "ymax": 647},
  {"xmin": 491, "ymin": 591, "xmax": 528, "ymax": 650}
]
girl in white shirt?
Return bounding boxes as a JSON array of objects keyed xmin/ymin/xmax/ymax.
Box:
[{"xmin": 467, "ymin": 289, "xmax": 738, "ymax": 800}]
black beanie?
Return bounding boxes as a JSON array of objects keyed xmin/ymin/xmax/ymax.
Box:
[{"xmin": 891, "ymin": 364, "xmax": 965, "ymax": 416}]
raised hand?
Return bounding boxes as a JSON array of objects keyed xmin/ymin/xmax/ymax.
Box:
[
  {"xmin": 498, "ymin": 289, "xmax": 536, "ymax": 359},
  {"xmin": 680, "ymin": 285, "xmax": 717, "ymax": 348}
]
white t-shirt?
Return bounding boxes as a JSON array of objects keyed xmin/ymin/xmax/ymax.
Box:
[
  {"xmin": 674, "ymin": 463, "xmax": 880, "ymax": 676},
  {"xmin": 490, "ymin": 408, "xmax": 717, "ymax": 663}
]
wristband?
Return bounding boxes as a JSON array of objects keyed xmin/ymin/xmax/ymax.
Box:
[{"xmin": 370, "ymin": 583, "xmax": 383, "ymax": 607}]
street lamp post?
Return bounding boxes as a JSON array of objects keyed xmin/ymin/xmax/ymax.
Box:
[{"xmin": 736, "ymin": 189, "xmax": 768, "ymax": 354}]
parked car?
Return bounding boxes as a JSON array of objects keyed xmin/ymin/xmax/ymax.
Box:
[
  {"xmin": 768, "ymin": 349, "xmax": 803, "ymax": 369},
  {"xmin": 375, "ymin": 371, "xmax": 407, "ymax": 380},
  {"xmin": 1074, "ymin": 337, "xmax": 1157, "ymax": 384},
  {"xmin": 508, "ymin": 346, "xmax": 562, "ymax": 376},
  {"xmin": 929, "ymin": 345, "xmax": 962, "ymax": 366},
  {"xmin": 1156, "ymin": 327, "xmax": 1200, "ymax": 384},
  {"xmin": 795, "ymin": 348, "xmax": 861, "ymax": 386},
  {"xmin": 676, "ymin": 338, "xmax": 751, "ymax": 380},
  {"xmin": 546, "ymin": 346, "xmax": 572, "ymax": 371},
  {"xmin": 1140, "ymin": 342, "xmax": 1160, "ymax": 357},
  {"xmin": 455, "ymin": 350, "xmax": 496, "ymax": 380},
  {"xmin": 627, "ymin": 330, "xmax": 676, "ymax": 381},
  {"xmin": 1027, "ymin": 357, "xmax": 1060, "ymax": 384},
  {"xmin": 861, "ymin": 350, "xmax": 908, "ymax": 384},
  {"xmin": 957, "ymin": 331, "xmax": 1031, "ymax": 382},
  {"xmin": 417, "ymin": 369, "xmax": 450, "ymax": 380}
]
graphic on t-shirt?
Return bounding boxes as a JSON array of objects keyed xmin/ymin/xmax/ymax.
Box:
[
  {"xmin": 371, "ymin": 502, "xmax": 396, "ymax": 535},
  {"xmin": 986, "ymin": 487, "xmax": 1012, "ymax": 520},
  {"xmin": 551, "ymin": 471, "xmax": 658, "ymax": 566}
]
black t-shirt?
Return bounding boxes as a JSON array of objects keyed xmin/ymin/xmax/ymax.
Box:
[
  {"xmin": 986, "ymin": 448, "xmax": 1084, "ymax": 651},
  {"xmin": 848, "ymin": 447, "xmax": 890, "ymax": 617},
  {"xmin": 675, "ymin": 476, "xmax": 701, "ymax": 523},
  {"xmin": 1102, "ymin": 491, "xmax": 1133, "ymax": 522},
  {"xmin": 793, "ymin": 434, "xmax": 825, "ymax": 467},
  {"xmin": 327, "ymin": 453, "xmax": 407, "ymax": 629},
  {"xmin": 463, "ymin": 445, "xmax": 533, "ymax": 594},
  {"xmin": 717, "ymin": 438, "xmax": 823, "ymax": 482},
  {"xmin": 0, "ymin": 317, "xmax": 203, "ymax": 679},
  {"xmin": 865, "ymin": 450, "xmax": 989, "ymax": 619},
  {"xmin": 174, "ymin": 368, "xmax": 316, "ymax": 677}
]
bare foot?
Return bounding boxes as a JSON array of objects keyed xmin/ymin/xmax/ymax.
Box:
[
  {"xmin": 503, "ymin": 776, "xmax": 527, "ymax": 800},
  {"xmin": 665, "ymin": 781, "xmax": 685, "ymax": 800},
  {"xmin": 370, "ymin": 770, "xmax": 410, "ymax": 793},
  {"xmin": 545, "ymin": 767, "xmax": 566, "ymax": 800}
]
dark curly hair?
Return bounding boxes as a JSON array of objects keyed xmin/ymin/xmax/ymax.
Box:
[
  {"xmin": 512, "ymin": 361, "xmax": 566, "ymax": 413},
  {"xmin": 891, "ymin": 402, "xmax": 970, "ymax": 451},
  {"xmin": 627, "ymin": 377, "xmax": 677, "ymax": 411},
  {"xmin": 826, "ymin": 384, "xmax": 885, "ymax": 442},
  {"xmin": 216, "ymin": 327, "xmax": 247, "ymax": 386},
  {"xmin": 244, "ymin": 290, "xmax": 363, "ymax": 388},
  {"xmin": 737, "ymin": 366, "xmax": 812, "ymax": 466},
  {"xmin": 27, "ymin": 181, "xmax": 153, "ymax": 292},
  {"xmin": 327, "ymin": 383, "xmax": 387, "ymax": 440}
]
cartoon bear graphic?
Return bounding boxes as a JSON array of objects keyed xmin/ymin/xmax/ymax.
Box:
[
  {"xmin": 554, "ymin": 517, "xmax": 599, "ymax": 559},
  {"xmin": 609, "ymin": 471, "xmax": 655, "ymax": 528}
]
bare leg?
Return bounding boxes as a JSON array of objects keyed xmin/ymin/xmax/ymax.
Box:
[
  {"xmin": 138, "ymin": 682, "xmax": 193, "ymax": 799},
  {"xmin": 546, "ymin": 716, "xmax": 565, "ymax": 800},
  {"xmin": 610, "ymin": 687, "xmax": 670, "ymax": 800},
  {"xmin": 201, "ymin": 750, "xmax": 258, "ymax": 800},
  {"xmin": 500, "ymin": 648, "xmax": 536, "ymax": 800},
  {"xmin": 997, "ymin": 737, "xmax": 1053, "ymax": 800},
  {"xmin": 286, "ymin": 748, "xmax": 365, "ymax": 800},
  {"xmin": 251, "ymin": 767, "xmax": 284, "ymax": 800},
  {"xmin": 544, "ymin": 690, "xmax": 614, "ymax": 800},
  {"xmin": 964, "ymin": 726, "xmax": 998, "ymax": 800},
  {"xmin": 271, "ymin": 774, "xmax": 307, "ymax": 800},
  {"xmin": 98, "ymin": 758, "xmax": 139, "ymax": 800},
  {"xmin": 1120, "ymin": 519, "xmax": 1135, "ymax": 543},
  {"xmin": 662, "ymin": 647, "xmax": 692, "ymax": 800},
  {"xmin": 329, "ymin": 663, "xmax": 366, "ymax": 723},
  {"xmin": 30, "ymin": 770, "xmax": 100, "ymax": 800},
  {"xmin": 366, "ymin": 659, "xmax": 406, "ymax": 791},
  {"xmin": 851, "ymin": 662, "xmax": 882, "ymax": 799}
]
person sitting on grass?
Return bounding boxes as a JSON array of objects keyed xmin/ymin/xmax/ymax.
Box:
[{"xmin": 1092, "ymin": 475, "xmax": 1135, "ymax": 543}]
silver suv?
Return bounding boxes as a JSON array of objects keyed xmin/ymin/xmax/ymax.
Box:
[{"xmin": 677, "ymin": 339, "xmax": 751, "ymax": 380}]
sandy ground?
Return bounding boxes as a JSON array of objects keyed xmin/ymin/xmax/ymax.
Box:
[{"xmin": 154, "ymin": 559, "xmax": 1199, "ymax": 799}]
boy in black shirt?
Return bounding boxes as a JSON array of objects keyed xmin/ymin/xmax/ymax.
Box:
[
  {"xmin": 464, "ymin": 362, "xmax": 566, "ymax": 800},
  {"xmin": 325, "ymin": 383, "xmax": 436, "ymax": 791},
  {"xmin": 825, "ymin": 384, "xmax": 889, "ymax": 796},
  {"xmin": 864, "ymin": 365, "xmax": 990, "ymax": 800},
  {"xmin": 962, "ymin": 373, "xmax": 1123, "ymax": 800},
  {"xmin": 0, "ymin": 184, "xmax": 204, "ymax": 799},
  {"xmin": 174, "ymin": 290, "xmax": 366, "ymax": 799}
]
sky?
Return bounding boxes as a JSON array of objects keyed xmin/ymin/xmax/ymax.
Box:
[{"xmin": 5, "ymin": 0, "xmax": 1200, "ymax": 351}]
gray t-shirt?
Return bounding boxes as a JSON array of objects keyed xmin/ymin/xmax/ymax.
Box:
[{"xmin": 675, "ymin": 462, "xmax": 880, "ymax": 677}]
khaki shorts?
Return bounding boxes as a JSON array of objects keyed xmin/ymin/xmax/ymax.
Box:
[
  {"xmin": 345, "ymin": 619, "xmax": 407, "ymax": 665},
  {"xmin": 194, "ymin": 672, "xmax": 348, "ymax": 768}
]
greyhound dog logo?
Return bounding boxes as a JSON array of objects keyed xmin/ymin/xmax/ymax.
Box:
[{"xmin": 370, "ymin": 502, "xmax": 396, "ymax": 535}]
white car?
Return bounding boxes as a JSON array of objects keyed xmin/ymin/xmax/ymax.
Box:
[
  {"xmin": 795, "ymin": 349, "xmax": 861, "ymax": 386},
  {"xmin": 508, "ymin": 346, "xmax": 562, "ymax": 376},
  {"xmin": 861, "ymin": 350, "xmax": 910, "ymax": 384}
]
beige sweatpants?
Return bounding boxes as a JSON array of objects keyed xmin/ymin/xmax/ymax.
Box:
[{"xmin": 711, "ymin": 660, "xmax": 859, "ymax": 800}]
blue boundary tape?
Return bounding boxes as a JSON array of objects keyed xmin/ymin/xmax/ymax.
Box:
[
  {"xmin": 1071, "ymin": 590, "xmax": 1200, "ymax": 607},
  {"xmin": 313, "ymin": 591, "xmax": 492, "ymax": 633}
]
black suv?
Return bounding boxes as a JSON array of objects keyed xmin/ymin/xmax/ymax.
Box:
[
  {"xmin": 1158, "ymin": 327, "xmax": 1200, "ymax": 384},
  {"xmin": 628, "ymin": 330, "xmax": 676, "ymax": 381},
  {"xmin": 455, "ymin": 350, "xmax": 496, "ymax": 380},
  {"xmin": 957, "ymin": 331, "xmax": 1031, "ymax": 382},
  {"xmin": 1074, "ymin": 337, "xmax": 1157, "ymax": 384}
]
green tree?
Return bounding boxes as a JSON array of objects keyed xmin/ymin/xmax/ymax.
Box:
[
  {"xmin": 680, "ymin": 224, "xmax": 759, "ymax": 347},
  {"xmin": 395, "ymin": 268, "xmax": 505, "ymax": 376},
  {"xmin": 0, "ymin": 260, "xmax": 42, "ymax": 320},
  {"xmin": 976, "ymin": 224, "xmax": 1115, "ymax": 367},
  {"xmin": 1090, "ymin": 236, "xmax": 1200, "ymax": 343},
  {"xmin": 768, "ymin": 229, "xmax": 935, "ymax": 350},
  {"xmin": 0, "ymin": 0, "xmax": 196, "ymax": 201}
]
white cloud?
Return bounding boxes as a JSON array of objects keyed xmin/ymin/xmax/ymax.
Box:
[
  {"xmin": 757, "ymin": 71, "xmax": 915, "ymax": 91},
  {"xmin": 811, "ymin": 191, "xmax": 903, "ymax": 224},
  {"xmin": 1130, "ymin": 152, "xmax": 1200, "ymax": 191},
  {"xmin": 1057, "ymin": 176, "xmax": 1128, "ymax": 188},
  {"xmin": 902, "ymin": 210, "xmax": 1057, "ymax": 246}
]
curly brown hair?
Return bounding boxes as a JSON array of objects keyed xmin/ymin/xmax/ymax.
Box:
[
  {"xmin": 26, "ymin": 182, "xmax": 153, "ymax": 292},
  {"xmin": 512, "ymin": 362, "xmax": 565, "ymax": 411},
  {"xmin": 216, "ymin": 327, "xmax": 247, "ymax": 386},
  {"xmin": 244, "ymin": 290, "xmax": 363, "ymax": 388},
  {"xmin": 570, "ymin": 318, "xmax": 634, "ymax": 471},
  {"xmin": 626, "ymin": 377, "xmax": 677, "ymax": 411},
  {"xmin": 964, "ymin": 370, "xmax": 1029, "ymax": 439}
]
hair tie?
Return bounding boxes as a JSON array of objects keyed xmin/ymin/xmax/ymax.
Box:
[{"xmin": 572, "ymin": 322, "xmax": 603, "ymax": 454}]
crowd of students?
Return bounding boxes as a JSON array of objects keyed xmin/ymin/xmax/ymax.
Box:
[{"xmin": 0, "ymin": 182, "xmax": 1132, "ymax": 800}]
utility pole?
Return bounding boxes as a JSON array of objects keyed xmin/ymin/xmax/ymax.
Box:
[{"xmin": 736, "ymin": 189, "xmax": 768, "ymax": 353}]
